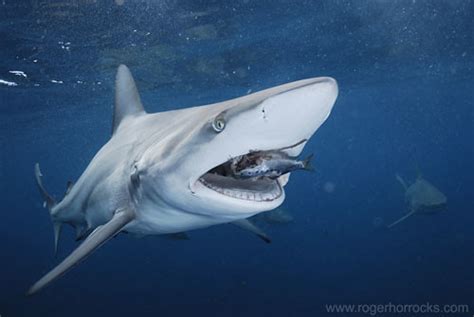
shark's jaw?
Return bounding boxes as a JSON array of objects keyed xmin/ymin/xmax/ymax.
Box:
[
  {"xmin": 178, "ymin": 144, "xmax": 292, "ymax": 218},
  {"xmin": 196, "ymin": 156, "xmax": 284, "ymax": 203},
  {"xmin": 198, "ymin": 173, "xmax": 283, "ymax": 202},
  {"xmin": 194, "ymin": 139, "xmax": 308, "ymax": 202}
]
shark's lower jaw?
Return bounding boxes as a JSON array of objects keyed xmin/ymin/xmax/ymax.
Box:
[{"xmin": 198, "ymin": 173, "xmax": 283, "ymax": 202}]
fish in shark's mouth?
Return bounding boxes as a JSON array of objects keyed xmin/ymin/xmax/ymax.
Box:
[{"xmin": 198, "ymin": 140, "xmax": 312, "ymax": 202}]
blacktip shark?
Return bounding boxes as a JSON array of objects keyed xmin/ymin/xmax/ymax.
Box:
[
  {"xmin": 28, "ymin": 64, "xmax": 338, "ymax": 295},
  {"xmin": 387, "ymin": 173, "xmax": 447, "ymax": 228}
]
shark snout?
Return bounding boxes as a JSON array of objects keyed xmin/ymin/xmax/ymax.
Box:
[{"xmin": 256, "ymin": 77, "xmax": 338, "ymax": 149}]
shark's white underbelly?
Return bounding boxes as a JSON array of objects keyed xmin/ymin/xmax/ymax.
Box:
[{"xmin": 126, "ymin": 205, "xmax": 233, "ymax": 235}]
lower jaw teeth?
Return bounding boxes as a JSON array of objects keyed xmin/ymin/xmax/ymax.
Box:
[{"xmin": 199, "ymin": 178, "xmax": 281, "ymax": 202}]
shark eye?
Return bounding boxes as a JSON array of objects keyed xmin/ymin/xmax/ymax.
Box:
[{"xmin": 212, "ymin": 116, "xmax": 226, "ymax": 133}]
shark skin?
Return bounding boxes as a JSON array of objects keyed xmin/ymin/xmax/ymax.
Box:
[{"xmin": 28, "ymin": 65, "xmax": 338, "ymax": 295}]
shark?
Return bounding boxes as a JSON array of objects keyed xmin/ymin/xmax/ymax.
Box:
[
  {"xmin": 387, "ymin": 173, "xmax": 447, "ymax": 228},
  {"xmin": 28, "ymin": 64, "xmax": 338, "ymax": 295}
]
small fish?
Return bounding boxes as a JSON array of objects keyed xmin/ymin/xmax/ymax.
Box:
[{"xmin": 231, "ymin": 151, "xmax": 313, "ymax": 179}]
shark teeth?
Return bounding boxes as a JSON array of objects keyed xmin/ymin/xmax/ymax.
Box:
[{"xmin": 198, "ymin": 176, "xmax": 282, "ymax": 202}]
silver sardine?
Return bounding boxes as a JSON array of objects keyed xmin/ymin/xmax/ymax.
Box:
[{"xmin": 231, "ymin": 151, "xmax": 313, "ymax": 179}]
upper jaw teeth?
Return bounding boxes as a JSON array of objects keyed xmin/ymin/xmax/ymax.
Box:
[{"xmin": 198, "ymin": 177, "xmax": 282, "ymax": 202}]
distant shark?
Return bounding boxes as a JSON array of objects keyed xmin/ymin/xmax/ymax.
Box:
[
  {"xmin": 387, "ymin": 173, "xmax": 447, "ymax": 228},
  {"xmin": 28, "ymin": 65, "xmax": 338, "ymax": 294}
]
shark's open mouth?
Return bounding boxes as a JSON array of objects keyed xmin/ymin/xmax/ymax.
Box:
[{"xmin": 198, "ymin": 155, "xmax": 283, "ymax": 202}]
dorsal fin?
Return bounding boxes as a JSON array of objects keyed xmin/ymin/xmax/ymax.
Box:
[
  {"xmin": 113, "ymin": 65, "xmax": 146, "ymax": 134},
  {"xmin": 395, "ymin": 174, "xmax": 408, "ymax": 191}
]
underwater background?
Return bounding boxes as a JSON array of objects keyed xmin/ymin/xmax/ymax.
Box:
[{"xmin": 0, "ymin": 0, "xmax": 473, "ymax": 316}]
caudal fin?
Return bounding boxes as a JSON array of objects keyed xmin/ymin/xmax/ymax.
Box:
[{"xmin": 34, "ymin": 163, "xmax": 61, "ymax": 255}]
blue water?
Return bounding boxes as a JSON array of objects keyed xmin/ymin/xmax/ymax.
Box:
[{"xmin": 1, "ymin": 1, "xmax": 473, "ymax": 316}]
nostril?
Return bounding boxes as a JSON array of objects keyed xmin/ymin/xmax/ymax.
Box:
[{"xmin": 261, "ymin": 106, "xmax": 267, "ymax": 120}]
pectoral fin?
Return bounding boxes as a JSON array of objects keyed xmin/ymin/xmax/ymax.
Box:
[
  {"xmin": 27, "ymin": 208, "xmax": 135, "ymax": 296},
  {"xmin": 387, "ymin": 209, "xmax": 417, "ymax": 228},
  {"xmin": 232, "ymin": 219, "xmax": 271, "ymax": 243}
]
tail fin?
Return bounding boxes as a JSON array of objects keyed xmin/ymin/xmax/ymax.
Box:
[
  {"xmin": 34, "ymin": 163, "xmax": 61, "ymax": 255},
  {"xmin": 302, "ymin": 153, "xmax": 314, "ymax": 172}
]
